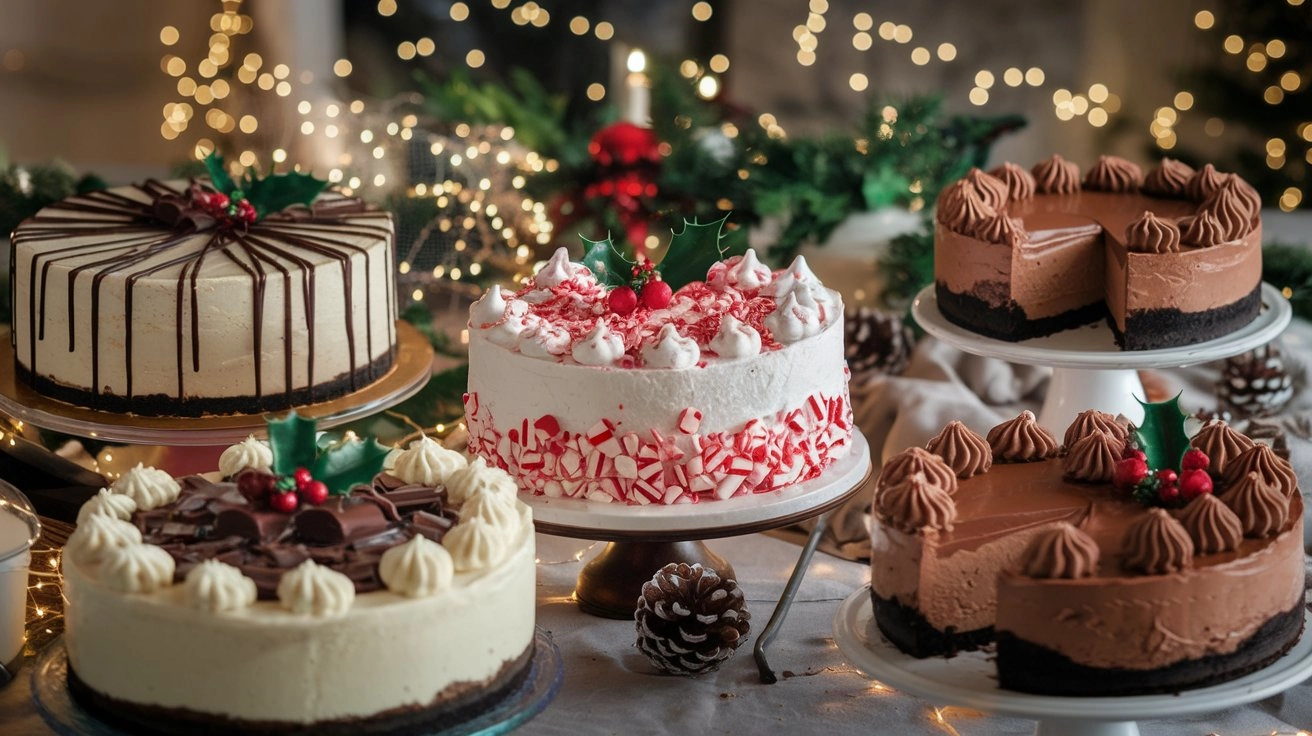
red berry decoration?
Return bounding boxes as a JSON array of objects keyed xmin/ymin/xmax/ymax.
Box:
[
  {"xmin": 1121, "ymin": 447, "xmax": 1146, "ymax": 463},
  {"xmin": 1181, "ymin": 449, "xmax": 1210, "ymax": 472},
  {"xmin": 1113, "ymin": 457, "xmax": 1148, "ymax": 490},
  {"xmin": 299, "ymin": 480, "xmax": 330, "ymax": 506},
  {"xmin": 1155, "ymin": 468, "xmax": 1178, "ymax": 487},
  {"xmin": 1158, "ymin": 482, "xmax": 1181, "ymax": 504},
  {"xmin": 293, "ymin": 467, "xmax": 314, "ymax": 490},
  {"xmin": 269, "ymin": 491, "xmax": 300, "ymax": 514},
  {"xmin": 609, "ymin": 286, "xmax": 638, "ymax": 315},
  {"xmin": 641, "ymin": 279, "xmax": 673, "ymax": 310},
  {"xmin": 1179, "ymin": 469, "xmax": 1213, "ymax": 500},
  {"xmin": 236, "ymin": 470, "xmax": 270, "ymax": 503}
]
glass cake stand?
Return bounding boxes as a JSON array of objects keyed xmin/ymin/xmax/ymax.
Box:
[
  {"xmin": 832, "ymin": 586, "xmax": 1312, "ymax": 736},
  {"xmin": 911, "ymin": 282, "xmax": 1292, "ymax": 433},
  {"xmin": 0, "ymin": 321, "xmax": 434, "ymax": 446},
  {"xmin": 31, "ymin": 628, "xmax": 564, "ymax": 736},
  {"xmin": 523, "ymin": 430, "xmax": 873, "ymax": 684}
]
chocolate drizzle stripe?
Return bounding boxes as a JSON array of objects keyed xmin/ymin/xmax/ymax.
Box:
[{"xmin": 11, "ymin": 179, "xmax": 394, "ymax": 405}]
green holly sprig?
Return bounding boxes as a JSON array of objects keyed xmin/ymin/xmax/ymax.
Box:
[
  {"xmin": 267, "ymin": 411, "xmax": 390, "ymax": 496},
  {"xmin": 201, "ymin": 152, "xmax": 328, "ymax": 222},
  {"xmin": 579, "ymin": 214, "xmax": 747, "ymax": 292}
]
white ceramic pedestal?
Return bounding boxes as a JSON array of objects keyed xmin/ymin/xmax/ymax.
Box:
[
  {"xmin": 911, "ymin": 283, "xmax": 1293, "ymax": 434},
  {"xmin": 833, "ymin": 587, "xmax": 1312, "ymax": 736}
]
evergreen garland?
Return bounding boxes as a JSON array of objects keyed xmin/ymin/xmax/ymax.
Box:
[{"xmin": 1262, "ymin": 242, "xmax": 1312, "ymax": 322}]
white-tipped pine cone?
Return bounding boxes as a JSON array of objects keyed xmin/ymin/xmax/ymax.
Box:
[{"xmin": 635, "ymin": 562, "xmax": 751, "ymax": 675}]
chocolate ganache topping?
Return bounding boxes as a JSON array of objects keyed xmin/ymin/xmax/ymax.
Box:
[
  {"xmin": 1124, "ymin": 212, "xmax": 1181, "ymax": 254},
  {"xmin": 1181, "ymin": 210, "xmax": 1228, "ymax": 247},
  {"xmin": 976, "ymin": 214, "xmax": 1027, "ymax": 246},
  {"xmin": 1186, "ymin": 163, "xmax": 1227, "ymax": 201},
  {"xmin": 1222, "ymin": 444, "xmax": 1298, "ymax": 497},
  {"xmin": 1062, "ymin": 409, "xmax": 1126, "ymax": 451},
  {"xmin": 12, "ymin": 180, "xmax": 393, "ymax": 408},
  {"xmin": 1201, "ymin": 184, "xmax": 1254, "ymax": 242},
  {"xmin": 1019, "ymin": 523, "xmax": 1100, "ymax": 579},
  {"xmin": 133, "ymin": 472, "xmax": 456, "ymax": 599},
  {"xmin": 963, "ymin": 167, "xmax": 1010, "ymax": 211},
  {"xmin": 875, "ymin": 472, "xmax": 956, "ymax": 534},
  {"xmin": 1221, "ymin": 471, "xmax": 1289, "ymax": 538},
  {"xmin": 1062, "ymin": 431, "xmax": 1123, "ymax": 483},
  {"xmin": 1031, "ymin": 154, "xmax": 1080, "ymax": 194},
  {"xmin": 1220, "ymin": 174, "xmax": 1263, "ymax": 220},
  {"xmin": 987, "ymin": 410, "xmax": 1058, "ymax": 462},
  {"xmin": 925, "ymin": 421, "xmax": 992, "ymax": 478},
  {"xmin": 1121, "ymin": 508, "xmax": 1194, "ymax": 575},
  {"xmin": 1142, "ymin": 158, "xmax": 1195, "ymax": 198},
  {"xmin": 1190, "ymin": 421, "xmax": 1254, "ymax": 479},
  {"xmin": 876, "ymin": 447, "xmax": 958, "ymax": 495},
  {"xmin": 988, "ymin": 162, "xmax": 1036, "ymax": 200},
  {"xmin": 1176, "ymin": 494, "xmax": 1243, "ymax": 554},
  {"xmin": 1083, "ymin": 155, "xmax": 1143, "ymax": 193}
]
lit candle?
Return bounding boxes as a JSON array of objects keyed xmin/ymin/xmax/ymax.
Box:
[{"xmin": 624, "ymin": 49, "xmax": 651, "ymax": 126}]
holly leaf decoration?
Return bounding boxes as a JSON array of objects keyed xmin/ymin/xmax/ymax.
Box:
[
  {"xmin": 240, "ymin": 169, "xmax": 329, "ymax": 220},
  {"xmin": 580, "ymin": 235, "xmax": 634, "ymax": 288},
  {"xmin": 202, "ymin": 152, "xmax": 236, "ymax": 196},
  {"xmin": 312, "ymin": 435, "xmax": 391, "ymax": 496},
  {"xmin": 1132, "ymin": 394, "xmax": 1192, "ymax": 471},
  {"xmin": 656, "ymin": 215, "xmax": 748, "ymax": 291},
  {"xmin": 267, "ymin": 411, "xmax": 319, "ymax": 477}
]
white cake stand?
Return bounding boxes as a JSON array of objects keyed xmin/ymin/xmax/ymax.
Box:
[
  {"xmin": 833, "ymin": 586, "xmax": 1312, "ymax": 736},
  {"xmin": 911, "ymin": 283, "xmax": 1292, "ymax": 433},
  {"xmin": 525, "ymin": 431, "xmax": 873, "ymax": 683}
]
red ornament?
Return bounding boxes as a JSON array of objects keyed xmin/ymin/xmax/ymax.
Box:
[
  {"xmin": 299, "ymin": 480, "xmax": 329, "ymax": 506},
  {"xmin": 641, "ymin": 280, "xmax": 673, "ymax": 310},
  {"xmin": 1113, "ymin": 457, "xmax": 1148, "ymax": 489},
  {"xmin": 293, "ymin": 467, "xmax": 314, "ymax": 490},
  {"xmin": 1181, "ymin": 449, "xmax": 1210, "ymax": 472},
  {"xmin": 1121, "ymin": 446, "xmax": 1146, "ymax": 463},
  {"xmin": 1179, "ymin": 469, "xmax": 1213, "ymax": 500},
  {"xmin": 588, "ymin": 122, "xmax": 662, "ymax": 168},
  {"xmin": 269, "ymin": 491, "xmax": 300, "ymax": 514},
  {"xmin": 609, "ymin": 286, "xmax": 638, "ymax": 315}
]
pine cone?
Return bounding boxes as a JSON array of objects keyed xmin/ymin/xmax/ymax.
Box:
[
  {"xmin": 845, "ymin": 307, "xmax": 916, "ymax": 380},
  {"xmin": 1218, "ymin": 342, "xmax": 1296, "ymax": 419},
  {"xmin": 635, "ymin": 562, "xmax": 750, "ymax": 675}
]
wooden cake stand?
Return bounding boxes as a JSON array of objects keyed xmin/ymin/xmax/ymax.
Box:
[
  {"xmin": 834, "ymin": 587, "xmax": 1312, "ymax": 736},
  {"xmin": 523, "ymin": 430, "xmax": 873, "ymax": 684},
  {"xmin": 911, "ymin": 282, "xmax": 1292, "ymax": 433}
]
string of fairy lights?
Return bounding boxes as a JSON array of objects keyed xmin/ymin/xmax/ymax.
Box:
[{"xmin": 1152, "ymin": 1, "xmax": 1310, "ymax": 212}]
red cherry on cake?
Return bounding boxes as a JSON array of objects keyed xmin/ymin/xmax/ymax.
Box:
[
  {"xmin": 1121, "ymin": 447, "xmax": 1146, "ymax": 463},
  {"xmin": 269, "ymin": 491, "xmax": 300, "ymax": 514},
  {"xmin": 1113, "ymin": 457, "xmax": 1148, "ymax": 489},
  {"xmin": 236, "ymin": 470, "xmax": 270, "ymax": 503},
  {"xmin": 299, "ymin": 480, "xmax": 330, "ymax": 506},
  {"xmin": 641, "ymin": 280, "xmax": 673, "ymax": 310},
  {"xmin": 1158, "ymin": 482, "xmax": 1181, "ymax": 504},
  {"xmin": 293, "ymin": 467, "xmax": 314, "ymax": 490},
  {"xmin": 1155, "ymin": 468, "xmax": 1178, "ymax": 486},
  {"xmin": 609, "ymin": 286, "xmax": 638, "ymax": 315},
  {"xmin": 1179, "ymin": 469, "xmax": 1213, "ymax": 500},
  {"xmin": 1181, "ymin": 449, "xmax": 1210, "ymax": 472}
]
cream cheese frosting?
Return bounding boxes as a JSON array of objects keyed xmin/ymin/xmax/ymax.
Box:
[
  {"xmin": 184, "ymin": 559, "xmax": 259, "ymax": 613},
  {"xmin": 391, "ymin": 435, "xmax": 468, "ymax": 486},
  {"xmin": 277, "ymin": 559, "xmax": 356, "ymax": 617},
  {"xmin": 379, "ymin": 535, "xmax": 455, "ymax": 598},
  {"xmin": 218, "ymin": 436, "xmax": 273, "ymax": 478},
  {"xmin": 111, "ymin": 463, "xmax": 181, "ymax": 511}
]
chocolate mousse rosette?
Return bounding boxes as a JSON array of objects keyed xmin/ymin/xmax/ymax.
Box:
[{"xmin": 986, "ymin": 410, "xmax": 1058, "ymax": 462}]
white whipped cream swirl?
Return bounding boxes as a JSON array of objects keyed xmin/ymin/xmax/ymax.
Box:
[
  {"xmin": 110, "ymin": 463, "xmax": 181, "ymax": 511},
  {"xmin": 469, "ymin": 284, "xmax": 509, "ymax": 327},
  {"xmin": 66, "ymin": 514, "xmax": 143, "ymax": 564},
  {"xmin": 184, "ymin": 559, "xmax": 258, "ymax": 613},
  {"xmin": 517, "ymin": 321, "xmax": 573, "ymax": 359},
  {"xmin": 708, "ymin": 248, "xmax": 773, "ymax": 292},
  {"xmin": 391, "ymin": 435, "xmax": 468, "ymax": 486},
  {"xmin": 277, "ymin": 560, "xmax": 356, "ymax": 617},
  {"xmin": 446, "ymin": 457, "xmax": 519, "ymax": 506},
  {"xmin": 76, "ymin": 488, "xmax": 138, "ymax": 525},
  {"xmin": 765, "ymin": 289, "xmax": 822, "ymax": 343},
  {"xmin": 218, "ymin": 436, "xmax": 273, "ymax": 478},
  {"xmin": 380, "ymin": 535, "xmax": 455, "ymax": 598},
  {"xmin": 100, "ymin": 543, "xmax": 176, "ymax": 594},
  {"xmin": 533, "ymin": 247, "xmax": 583, "ymax": 289}
]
